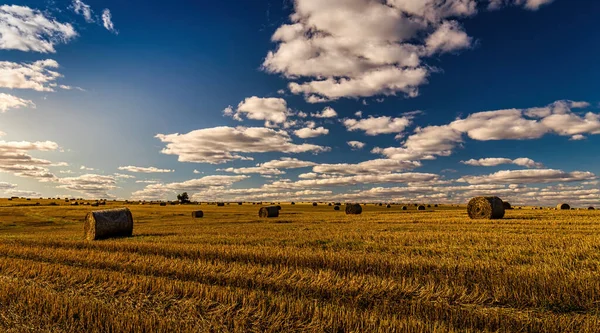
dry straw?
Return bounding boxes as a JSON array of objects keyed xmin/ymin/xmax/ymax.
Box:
[
  {"xmin": 345, "ymin": 203, "xmax": 362, "ymax": 215},
  {"xmin": 557, "ymin": 203, "xmax": 571, "ymax": 210},
  {"xmin": 259, "ymin": 206, "xmax": 279, "ymax": 218},
  {"xmin": 84, "ymin": 208, "xmax": 133, "ymax": 241},
  {"xmin": 467, "ymin": 196, "xmax": 505, "ymax": 219}
]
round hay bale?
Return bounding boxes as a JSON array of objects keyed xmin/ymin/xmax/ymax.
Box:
[
  {"xmin": 427, "ymin": 204, "xmax": 431, "ymax": 208},
  {"xmin": 192, "ymin": 211, "xmax": 204, "ymax": 218},
  {"xmin": 91, "ymin": 202, "xmax": 99, "ymax": 207},
  {"xmin": 276, "ymin": 205, "xmax": 282, "ymax": 210},
  {"xmin": 328, "ymin": 203, "xmax": 332, "ymax": 206},
  {"xmin": 291, "ymin": 202, "xmax": 295, "ymax": 205},
  {"xmin": 334, "ymin": 202, "xmax": 341, "ymax": 206},
  {"xmin": 588, "ymin": 206, "xmax": 595, "ymax": 210},
  {"xmin": 334, "ymin": 205, "xmax": 340, "ymax": 211},
  {"xmin": 259, "ymin": 206, "xmax": 279, "ymax": 218},
  {"xmin": 217, "ymin": 202, "xmax": 225, "ymax": 207},
  {"xmin": 503, "ymin": 201, "xmax": 512, "ymax": 210},
  {"xmin": 414, "ymin": 204, "xmax": 418, "ymax": 207},
  {"xmin": 386, "ymin": 204, "xmax": 391, "ymax": 208},
  {"xmin": 84, "ymin": 208, "xmax": 133, "ymax": 241},
  {"xmin": 467, "ymin": 197, "xmax": 505, "ymax": 219},
  {"xmin": 434, "ymin": 204, "xmax": 438, "ymax": 207},
  {"xmin": 557, "ymin": 203, "xmax": 570, "ymax": 210},
  {"xmin": 417, "ymin": 205, "xmax": 426, "ymax": 211},
  {"xmin": 312, "ymin": 202, "xmax": 318, "ymax": 207},
  {"xmin": 345, "ymin": 203, "xmax": 362, "ymax": 215},
  {"xmin": 238, "ymin": 202, "xmax": 243, "ymax": 205},
  {"xmin": 159, "ymin": 202, "xmax": 167, "ymax": 207},
  {"xmin": 402, "ymin": 206, "xmax": 407, "ymax": 210},
  {"xmin": 378, "ymin": 203, "xmax": 383, "ymax": 206}
]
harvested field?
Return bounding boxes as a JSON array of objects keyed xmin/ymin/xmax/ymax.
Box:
[{"xmin": 0, "ymin": 199, "xmax": 599, "ymax": 332}]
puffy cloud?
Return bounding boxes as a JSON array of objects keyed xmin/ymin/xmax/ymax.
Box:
[
  {"xmin": 157, "ymin": 126, "xmax": 329, "ymax": 164},
  {"xmin": 113, "ymin": 173, "xmax": 136, "ymax": 179},
  {"xmin": 343, "ymin": 116, "xmax": 411, "ymax": 136},
  {"xmin": 260, "ymin": 157, "xmax": 317, "ymax": 169},
  {"xmin": 312, "ymin": 159, "xmax": 421, "ymax": 175},
  {"xmin": 262, "ymin": 0, "xmax": 500, "ymax": 102},
  {"xmin": 294, "ymin": 126, "xmax": 329, "ymax": 138},
  {"xmin": 458, "ymin": 169, "xmax": 596, "ymax": 185},
  {"xmin": 102, "ymin": 9, "xmax": 117, "ymax": 34},
  {"xmin": 489, "ymin": 0, "xmax": 555, "ymax": 11},
  {"xmin": 72, "ymin": 0, "xmax": 93, "ymax": 23},
  {"xmin": 118, "ymin": 166, "xmax": 174, "ymax": 173},
  {"xmin": 57, "ymin": 174, "xmax": 117, "ymax": 198},
  {"xmin": 218, "ymin": 167, "xmax": 285, "ymax": 175},
  {"xmin": 0, "ymin": 60, "xmax": 66, "ymax": 92},
  {"xmin": 376, "ymin": 100, "xmax": 600, "ymax": 161},
  {"xmin": 354, "ymin": 111, "xmax": 363, "ymax": 117},
  {"xmin": 80, "ymin": 166, "xmax": 95, "ymax": 171},
  {"xmin": 0, "ymin": 182, "xmax": 16, "ymax": 190},
  {"xmin": 0, "ymin": 93, "xmax": 35, "ymax": 112},
  {"xmin": 461, "ymin": 157, "xmax": 544, "ymax": 168},
  {"xmin": 311, "ymin": 106, "xmax": 337, "ymax": 118},
  {"xmin": 298, "ymin": 172, "xmax": 318, "ymax": 179},
  {"xmin": 0, "ymin": 138, "xmax": 60, "ymax": 181},
  {"xmin": 0, "ymin": 5, "xmax": 77, "ymax": 53},
  {"xmin": 227, "ymin": 96, "xmax": 291, "ymax": 125},
  {"xmin": 131, "ymin": 175, "xmax": 249, "ymax": 200},
  {"xmin": 347, "ymin": 141, "xmax": 366, "ymax": 150}
]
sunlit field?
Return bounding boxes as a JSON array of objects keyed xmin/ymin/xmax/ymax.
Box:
[{"xmin": 1, "ymin": 199, "xmax": 600, "ymax": 332}]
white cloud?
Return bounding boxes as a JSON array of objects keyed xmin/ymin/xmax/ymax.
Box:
[
  {"xmin": 311, "ymin": 106, "xmax": 337, "ymax": 118},
  {"xmin": 0, "ymin": 5, "xmax": 77, "ymax": 53},
  {"xmin": 0, "ymin": 182, "xmax": 16, "ymax": 190},
  {"xmin": 193, "ymin": 169, "xmax": 202, "ymax": 174},
  {"xmin": 0, "ymin": 93, "xmax": 35, "ymax": 112},
  {"xmin": 344, "ymin": 116, "xmax": 411, "ymax": 136},
  {"xmin": 225, "ymin": 96, "xmax": 290, "ymax": 125},
  {"xmin": 261, "ymin": 0, "xmax": 493, "ymax": 102},
  {"xmin": 102, "ymin": 9, "xmax": 117, "ymax": 34},
  {"xmin": 0, "ymin": 138, "xmax": 60, "ymax": 181},
  {"xmin": 218, "ymin": 167, "xmax": 285, "ymax": 175},
  {"xmin": 294, "ymin": 126, "xmax": 329, "ymax": 138},
  {"xmin": 298, "ymin": 172, "xmax": 318, "ymax": 179},
  {"xmin": 570, "ymin": 134, "xmax": 586, "ymax": 141},
  {"xmin": 489, "ymin": 0, "xmax": 555, "ymax": 11},
  {"xmin": 260, "ymin": 157, "xmax": 316, "ymax": 169},
  {"xmin": 131, "ymin": 175, "xmax": 249, "ymax": 200},
  {"xmin": 118, "ymin": 166, "xmax": 174, "ymax": 173},
  {"xmin": 461, "ymin": 157, "xmax": 544, "ymax": 168},
  {"xmin": 458, "ymin": 169, "xmax": 596, "ymax": 185},
  {"xmin": 347, "ymin": 141, "xmax": 365, "ymax": 150},
  {"xmin": 80, "ymin": 165, "xmax": 95, "ymax": 171},
  {"xmin": 313, "ymin": 159, "xmax": 421, "ymax": 175},
  {"xmin": 376, "ymin": 100, "xmax": 600, "ymax": 162},
  {"xmin": 354, "ymin": 111, "xmax": 363, "ymax": 117},
  {"xmin": 72, "ymin": 0, "xmax": 93, "ymax": 23},
  {"xmin": 156, "ymin": 126, "xmax": 329, "ymax": 164},
  {"xmin": 57, "ymin": 174, "xmax": 117, "ymax": 198},
  {"xmin": 266, "ymin": 172, "xmax": 439, "ymax": 189},
  {"xmin": 114, "ymin": 173, "xmax": 136, "ymax": 179},
  {"xmin": 0, "ymin": 59, "xmax": 66, "ymax": 92}
]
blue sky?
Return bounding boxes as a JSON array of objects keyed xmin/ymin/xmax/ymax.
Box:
[{"xmin": 1, "ymin": 0, "xmax": 599, "ymax": 206}]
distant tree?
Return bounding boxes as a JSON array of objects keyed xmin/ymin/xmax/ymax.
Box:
[{"xmin": 177, "ymin": 192, "xmax": 190, "ymax": 204}]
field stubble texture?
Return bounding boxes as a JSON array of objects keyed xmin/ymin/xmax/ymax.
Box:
[{"xmin": 0, "ymin": 199, "xmax": 599, "ymax": 332}]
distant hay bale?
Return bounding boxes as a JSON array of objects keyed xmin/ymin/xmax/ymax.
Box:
[
  {"xmin": 345, "ymin": 203, "xmax": 362, "ymax": 215},
  {"xmin": 334, "ymin": 202, "xmax": 341, "ymax": 206},
  {"xmin": 276, "ymin": 205, "xmax": 282, "ymax": 210},
  {"xmin": 91, "ymin": 202, "xmax": 99, "ymax": 207},
  {"xmin": 84, "ymin": 208, "xmax": 133, "ymax": 241},
  {"xmin": 334, "ymin": 205, "xmax": 340, "ymax": 211},
  {"xmin": 557, "ymin": 203, "xmax": 570, "ymax": 210},
  {"xmin": 7, "ymin": 198, "xmax": 11, "ymax": 201},
  {"xmin": 328, "ymin": 203, "xmax": 332, "ymax": 206},
  {"xmin": 378, "ymin": 203, "xmax": 383, "ymax": 206},
  {"xmin": 217, "ymin": 202, "xmax": 225, "ymax": 207},
  {"xmin": 418, "ymin": 205, "xmax": 426, "ymax": 211},
  {"xmin": 402, "ymin": 206, "xmax": 407, "ymax": 210},
  {"xmin": 159, "ymin": 202, "xmax": 167, "ymax": 206},
  {"xmin": 291, "ymin": 202, "xmax": 295, "ymax": 205},
  {"xmin": 238, "ymin": 202, "xmax": 243, "ymax": 205},
  {"xmin": 71, "ymin": 202, "xmax": 79, "ymax": 206},
  {"xmin": 503, "ymin": 201, "xmax": 512, "ymax": 210},
  {"xmin": 312, "ymin": 202, "xmax": 318, "ymax": 207},
  {"xmin": 427, "ymin": 204, "xmax": 431, "ymax": 208},
  {"xmin": 434, "ymin": 204, "xmax": 438, "ymax": 207},
  {"xmin": 386, "ymin": 204, "xmax": 391, "ymax": 208},
  {"xmin": 259, "ymin": 206, "xmax": 279, "ymax": 218},
  {"xmin": 467, "ymin": 197, "xmax": 505, "ymax": 220},
  {"xmin": 49, "ymin": 202, "xmax": 58, "ymax": 206},
  {"xmin": 414, "ymin": 204, "xmax": 418, "ymax": 207},
  {"xmin": 192, "ymin": 211, "xmax": 204, "ymax": 218},
  {"xmin": 589, "ymin": 207, "xmax": 595, "ymax": 210}
]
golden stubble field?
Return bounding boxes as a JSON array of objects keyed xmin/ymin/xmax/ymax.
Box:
[{"xmin": 0, "ymin": 199, "xmax": 600, "ymax": 332}]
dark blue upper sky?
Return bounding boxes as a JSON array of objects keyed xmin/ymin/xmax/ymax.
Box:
[{"xmin": 0, "ymin": 0, "xmax": 599, "ymax": 205}]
